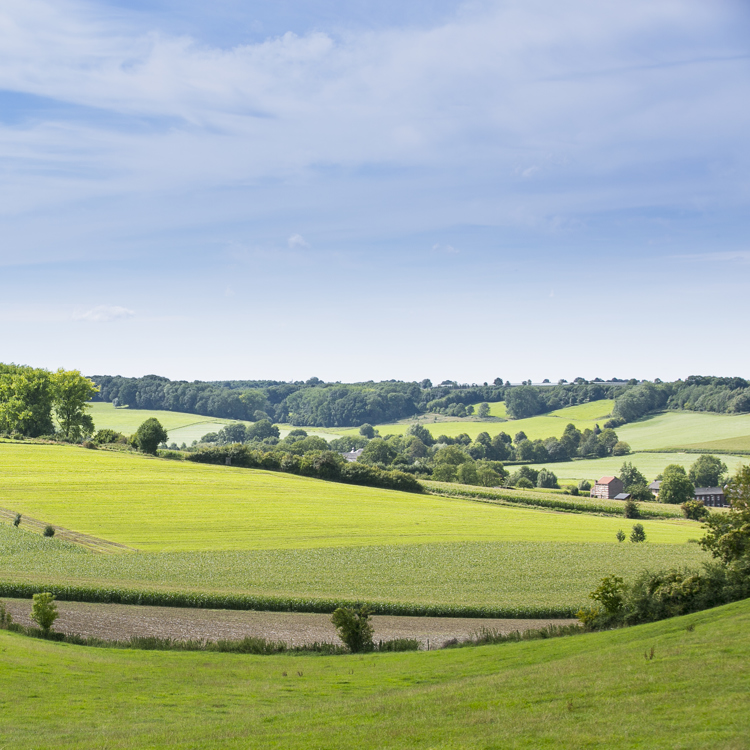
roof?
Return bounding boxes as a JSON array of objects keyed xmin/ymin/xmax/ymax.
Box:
[
  {"xmin": 596, "ymin": 476, "xmax": 618, "ymax": 484},
  {"xmin": 695, "ymin": 487, "xmax": 725, "ymax": 495},
  {"xmin": 614, "ymin": 493, "xmax": 631, "ymax": 501},
  {"xmin": 649, "ymin": 481, "xmax": 661, "ymax": 491}
]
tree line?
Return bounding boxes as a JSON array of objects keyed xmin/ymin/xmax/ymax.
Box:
[{"xmin": 0, "ymin": 364, "xmax": 98, "ymax": 440}]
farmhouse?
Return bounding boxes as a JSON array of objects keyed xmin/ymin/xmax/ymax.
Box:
[
  {"xmin": 591, "ymin": 476, "xmax": 624, "ymax": 499},
  {"xmin": 341, "ymin": 448, "xmax": 364, "ymax": 462},
  {"xmin": 649, "ymin": 480, "xmax": 661, "ymax": 499},
  {"xmin": 695, "ymin": 487, "xmax": 727, "ymax": 507}
]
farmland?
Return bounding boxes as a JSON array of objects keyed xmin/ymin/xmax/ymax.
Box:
[
  {"xmin": 0, "ymin": 443, "xmax": 698, "ymax": 551},
  {"xmin": 0, "ymin": 442, "xmax": 707, "ymax": 613},
  {"xmin": 0, "ymin": 598, "xmax": 748, "ymax": 748},
  {"xmin": 523, "ymin": 452, "xmax": 749, "ymax": 487}
]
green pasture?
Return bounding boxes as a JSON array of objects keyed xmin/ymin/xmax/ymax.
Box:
[
  {"xmin": 0, "ymin": 444, "xmax": 699, "ymax": 552},
  {"xmin": 617, "ymin": 410, "xmax": 750, "ymax": 452},
  {"xmin": 1, "ymin": 599, "xmax": 748, "ymax": 748},
  {"xmin": 334, "ymin": 400, "xmax": 616, "ymax": 441},
  {"xmin": 0, "ymin": 524, "xmax": 709, "ymax": 612},
  {"xmin": 523, "ymin": 452, "xmax": 749, "ymax": 487},
  {"xmin": 89, "ymin": 402, "xmax": 240, "ymax": 445}
]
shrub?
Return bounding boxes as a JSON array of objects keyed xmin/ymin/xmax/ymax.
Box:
[
  {"xmin": 0, "ymin": 601, "xmax": 12, "ymax": 628},
  {"xmin": 568, "ymin": 486, "xmax": 579, "ymax": 496},
  {"xmin": 43, "ymin": 525, "xmax": 55, "ymax": 537},
  {"xmin": 516, "ymin": 477, "xmax": 534, "ymax": 489},
  {"xmin": 82, "ymin": 440, "xmax": 97, "ymax": 449},
  {"xmin": 578, "ymin": 479, "xmax": 592, "ymax": 492},
  {"xmin": 31, "ymin": 592, "xmax": 58, "ymax": 634},
  {"xmin": 623, "ymin": 499, "xmax": 640, "ymax": 519},
  {"xmin": 616, "ymin": 529, "xmax": 626, "ymax": 543},
  {"xmin": 536, "ymin": 468, "xmax": 559, "ymax": 489},
  {"xmin": 630, "ymin": 523, "xmax": 646, "ymax": 543},
  {"xmin": 331, "ymin": 605, "xmax": 374, "ymax": 653},
  {"xmin": 378, "ymin": 638, "xmax": 420, "ymax": 652},
  {"xmin": 13, "ymin": 513, "xmax": 21, "ymax": 527},
  {"xmin": 134, "ymin": 418, "xmax": 168, "ymax": 455},
  {"xmin": 682, "ymin": 499, "xmax": 709, "ymax": 521}
]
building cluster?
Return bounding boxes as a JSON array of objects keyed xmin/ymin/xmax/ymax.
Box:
[{"xmin": 591, "ymin": 476, "xmax": 727, "ymax": 507}]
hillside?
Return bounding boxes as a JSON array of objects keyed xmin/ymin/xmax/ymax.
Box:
[
  {"xmin": 0, "ymin": 442, "xmax": 706, "ymax": 613},
  {"xmin": 0, "ymin": 598, "xmax": 748, "ymax": 748}
]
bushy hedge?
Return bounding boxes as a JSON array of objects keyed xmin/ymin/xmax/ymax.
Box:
[
  {"xmin": 186, "ymin": 444, "xmax": 423, "ymax": 493},
  {"xmin": 0, "ymin": 581, "xmax": 575, "ymax": 619}
]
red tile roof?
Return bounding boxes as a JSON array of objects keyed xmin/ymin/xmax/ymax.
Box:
[{"xmin": 597, "ymin": 476, "xmax": 617, "ymax": 484}]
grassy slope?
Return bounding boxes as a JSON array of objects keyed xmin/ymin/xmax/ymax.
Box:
[
  {"xmin": 0, "ymin": 524, "xmax": 708, "ymax": 611},
  {"xmin": 617, "ymin": 410, "xmax": 750, "ymax": 451},
  {"xmin": 523, "ymin": 452, "xmax": 749, "ymax": 486},
  {"xmin": 0, "ymin": 443, "xmax": 698, "ymax": 551},
  {"xmin": 0, "ymin": 598, "xmax": 748, "ymax": 749}
]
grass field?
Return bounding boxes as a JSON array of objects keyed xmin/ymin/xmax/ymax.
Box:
[
  {"xmin": 0, "ymin": 523, "xmax": 709, "ymax": 612},
  {"xmin": 0, "ymin": 443, "xmax": 699, "ymax": 551},
  {"xmin": 0, "ymin": 598, "xmax": 747, "ymax": 748},
  {"xmin": 522, "ymin": 452, "xmax": 749, "ymax": 487},
  {"xmin": 334, "ymin": 400, "xmax": 617, "ymax": 441},
  {"xmin": 617, "ymin": 410, "xmax": 750, "ymax": 452}
]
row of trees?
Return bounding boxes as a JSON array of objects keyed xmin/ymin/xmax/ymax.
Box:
[{"xmin": 0, "ymin": 364, "xmax": 98, "ymax": 440}]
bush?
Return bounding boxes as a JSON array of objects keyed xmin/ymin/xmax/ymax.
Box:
[
  {"xmin": 578, "ymin": 479, "xmax": 592, "ymax": 492},
  {"xmin": 630, "ymin": 523, "xmax": 646, "ymax": 543},
  {"xmin": 43, "ymin": 525, "xmax": 55, "ymax": 537},
  {"xmin": 616, "ymin": 529, "xmax": 626, "ymax": 543},
  {"xmin": 134, "ymin": 418, "xmax": 168, "ymax": 455},
  {"xmin": 378, "ymin": 638, "xmax": 420, "ymax": 652},
  {"xmin": 623, "ymin": 499, "xmax": 640, "ymax": 519},
  {"xmin": 82, "ymin": 440, "xmax": 97, "ymax": 449},
  {"xmin": 682, "ymin": 499, "xmax": 709, "ymax": 521},
  {"xmin": 13, "ymin": 513, "xmax": 21, "ymax": 528},
  {"xmin": 331, "ymin": 605, "xmax": 374, "ymax": 653},
  {"xmin": 516, "ymin": 477, "xmax": 534, "ymax": 489},
  {"xmin": 31, "ymin": 592, "xmax": 58, "ymax": 634}
]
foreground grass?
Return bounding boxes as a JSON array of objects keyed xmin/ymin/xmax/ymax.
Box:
[
  {"xmin": 0, "ymin": 444, "xmax": 699, "ymax": 551},
  {"xmin": 0, "ymin": 524, "xmax": 709, "ymax": 613},
  {"xmin": 0, "ymin": 598, "xmax": 747, "ymax": 748}
]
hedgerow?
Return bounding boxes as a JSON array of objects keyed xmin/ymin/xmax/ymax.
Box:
[{"xmin": 0, "ymin": 581, "xmax": 576, "ymax": 619}]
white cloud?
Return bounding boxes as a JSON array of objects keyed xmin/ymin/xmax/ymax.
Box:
[
  {"xmin": 288, "ymin": 233, "xmax": 310, "ymax": 249},
  {"xmin": 74, "ymin": 305, "xmax": 135, "ymax": 322},
  {"xmin": 432, "ymin": 243, "xmax": 459, "ymax": 254}
]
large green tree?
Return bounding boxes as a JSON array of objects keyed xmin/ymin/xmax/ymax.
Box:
[
  {"xmin": 0, "ymin": 366, "xmax": 54, "ymax": 437},
  {"xmin": 688, "ymin": 455, "xmax": 728, "ymax": 488},
  {"xmin": 700, "ymin": 466, "xmax": 750, "ymax": 564},
  {"xmin": 658, "ymin": 464, "xmax": 695, "ymax": 505},
  {"xmin": 52, "ymin": 369, "xmax": 99, "ymax": 440},
  {"xmin": 619, "ymin": 462, "xmax": 647, "ymax": 491},
  {"xmin": 134, "ymin": 418, "xmax": 168, "ymax": 455}
]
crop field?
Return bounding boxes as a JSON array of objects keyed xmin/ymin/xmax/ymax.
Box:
[
  {"xmin": 334, "ymin": 400, "xmax": 616, "ymax": 441},
  {"xmin": 617, "ymin": 410, "xmax": 750, "ymax": 452},
  {"xmin": 0, "ymin": 599, "xmax": 748, "ymax": 748},
  {"xmin": 523, "ymin": 452, "xmax": 749, "ymax": 487},
  {"xmin": 0, "ymin": 523, "xmax": 709, "ymax": 613},
  {"xmin": 0, "ymin": 443, "xmax": 699, "ymax": 551}
]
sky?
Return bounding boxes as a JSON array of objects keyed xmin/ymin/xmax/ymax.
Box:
[{"xmin": 0, "ymin": 0, "xmax": 748, "ymax": 384}]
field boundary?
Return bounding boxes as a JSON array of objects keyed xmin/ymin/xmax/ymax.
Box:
[
  {"xmin": 0, "ymin": 581, "xmax": 577, "ymax": 619},
  {"xmin": 0, "ymin": 508, "xmax": 136, "ymax": 554}
]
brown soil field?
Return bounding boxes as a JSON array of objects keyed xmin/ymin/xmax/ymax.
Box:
[{"xmin": 2, "ymin": 598, "xmax": 577, "ymax": 648}]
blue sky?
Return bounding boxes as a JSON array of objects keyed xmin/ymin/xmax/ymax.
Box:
[{"xmin": 0, "ymin": 0, "xmax": 748, "ymax": 383}]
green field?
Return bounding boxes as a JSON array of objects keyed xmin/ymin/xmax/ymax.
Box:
[
  {"xmin": 0, "ymin": 442, "xmax": 707, "ymax": 612},
  {"xmin": 0, "ymin": 443, "xmax": 699, "ymax": 551},
  {"xmin": 0, "ymin": 523, "xmax": 708, "ymax": 612},
  {"xmin": 0, "ymin": 598, "xmax": 747, "ymax": 748},
  {"xmin": 523, "ymin": 452, "xmax": 749, "ymax": 487},
  {"xmin": 335, "ymin": 400, "xmax": 616, "ymax": 441},
  {"xmin": 617, "ymin": 410, "xmax": 750, "ymax": 452}
]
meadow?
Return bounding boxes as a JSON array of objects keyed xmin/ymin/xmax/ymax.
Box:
[
  {"xmin": 0, "ymin": 523, "xmax": 709, "ymax": 614},
  {"xmin": 0, "ymin": 598, "xmax": 747, "ymax": 748},
  {"xmin": 0, "ymin": 443, "xmax": 698, "ymax": 551}
]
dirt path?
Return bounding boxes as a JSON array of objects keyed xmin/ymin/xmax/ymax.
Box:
[{"xmin": 2, "ymin": 598, "xmax": 578, "ymax": 648}]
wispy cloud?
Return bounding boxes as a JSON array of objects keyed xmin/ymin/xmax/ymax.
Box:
[
  {"xmin": 74, "ymin": 305, "xmax": 135, "ymax": 322},
  {"xmin": 432, "ymin": 243, "xmax": 459, "ymax": 254},
  {"xmin": 287, "ymin": 233, "xmax": 310, "ymax": 250}
]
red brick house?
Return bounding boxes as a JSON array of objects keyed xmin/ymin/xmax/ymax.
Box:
[{"xmin": 591, "ymin": 476, "xmax": 625, "ymax": 499}]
